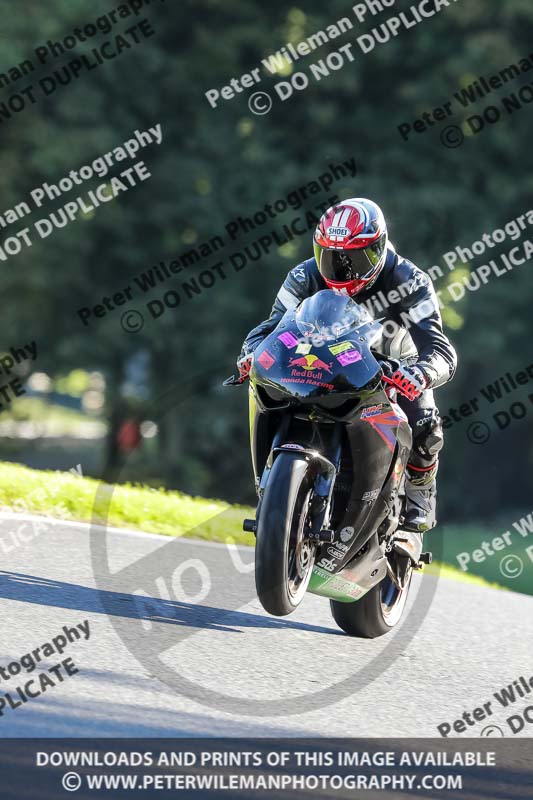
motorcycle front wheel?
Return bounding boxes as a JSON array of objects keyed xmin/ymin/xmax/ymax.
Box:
[{"xmin": 255, "ymin": 453, "xmax": 316, "ymax": 616}]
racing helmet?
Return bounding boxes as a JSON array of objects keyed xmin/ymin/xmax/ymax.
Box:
[{"xmin": 313, "ymin": 198, "xmax": 388, "ymax": 296}]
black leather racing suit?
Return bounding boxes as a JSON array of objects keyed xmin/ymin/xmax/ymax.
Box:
[{"xmin": 240, "ymin": 244, "xmax": 457, "ymax": 499}]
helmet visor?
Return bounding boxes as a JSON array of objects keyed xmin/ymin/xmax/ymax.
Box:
[{"xmin": 315, "ymin": 239, "xmax": 385, "ymax": 283}]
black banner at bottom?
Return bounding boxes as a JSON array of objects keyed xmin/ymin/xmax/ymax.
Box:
[{"xmin": 0, "ymin": 738, "xmax": 531, "ymax": 799}]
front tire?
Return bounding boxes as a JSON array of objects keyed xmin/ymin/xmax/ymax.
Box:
[
  {"xmin": 330, "ymin": 567, "xmax": 413, "ymax": 638},
  {"xmin": 255, "ymin": 453, "xmax": 315, "ymax": 616}
]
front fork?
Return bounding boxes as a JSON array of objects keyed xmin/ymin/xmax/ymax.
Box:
[{"xmin": 245, "ymin": 421, "xmax": 343, "ymax": 542}]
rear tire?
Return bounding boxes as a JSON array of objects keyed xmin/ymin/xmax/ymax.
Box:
[
  {"xmin": 255, "ymin": 453, "xmax": 315, "ymax": 616},
  {"xmin": 330, "ymin": 568, "xmax": 413, "ymax": 638}
]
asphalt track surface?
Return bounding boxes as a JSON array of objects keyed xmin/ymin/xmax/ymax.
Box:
[{"xmin": 0, "ymin": 513, "xmax": 532, "ymax": 739}]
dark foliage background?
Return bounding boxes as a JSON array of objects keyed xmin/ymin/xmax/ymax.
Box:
[{"xmin": 0, "ymin": 0, "xmax": 531, "ymax": 523}]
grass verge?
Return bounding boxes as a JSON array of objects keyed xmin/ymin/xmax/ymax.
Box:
[
  {"xmin": 0, "ymin": 461, "xmax": 254, "ymax": 544},
  {"xmin": 0, "ymin": 461, "xmax": 506, "ymax": 589}
]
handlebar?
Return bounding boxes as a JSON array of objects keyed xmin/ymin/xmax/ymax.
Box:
[{"xmin": 223, "ymin": 357, "xmax": 412, "ymax": 396}]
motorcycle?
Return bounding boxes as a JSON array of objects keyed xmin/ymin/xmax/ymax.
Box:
[{"xmin": 225, "ymin": 290, "xmax": 432, "ymax": 638}]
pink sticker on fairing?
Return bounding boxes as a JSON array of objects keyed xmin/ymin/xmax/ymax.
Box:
[
  {"xmin": 278, "ymin": 331, "xmax": 299, "ymax": 348},
  {"xmin": 337, "ymin": 349, "xmax": 362, "ymax": 366},
  {"xmin": 257, "ymin": 350, "xmax": 275, "ymax": 370}
]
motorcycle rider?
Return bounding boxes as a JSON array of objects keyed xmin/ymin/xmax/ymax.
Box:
[{"xmin": 237, "ymin": 198, "xmax": 457, "ymax": 555}]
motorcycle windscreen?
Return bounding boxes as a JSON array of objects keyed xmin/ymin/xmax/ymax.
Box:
[{"xmin": 253, "ymin": 290, "xmax": 382, "ymax": 399}]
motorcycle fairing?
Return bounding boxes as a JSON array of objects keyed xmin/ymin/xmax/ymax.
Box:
[
  {"xmin": 307, "ymin": 400, "xmax": 411, "ymax": 601},
  {"xmin": 247, "ymin": 290, "xmax": 414, "ymax": 604},
  {"xmin": 308, "ymin": 536, "xmax": 387, "ymax": 603},
  {"xmin": 360, "ymin": 404, "xmax": 409, "ymax": 453},
  {"xmin": 252, "ymin": 308, "xmax": 383, "ymax": 403}
]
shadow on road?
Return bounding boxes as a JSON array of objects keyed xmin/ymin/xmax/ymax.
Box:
[
  {"xmin": 1, "ymin": 691, "xmax": 309, "ymax": 739},
  {"xmin": 0, "ymin": 570, "xmax": 341, "ymax": 636}
]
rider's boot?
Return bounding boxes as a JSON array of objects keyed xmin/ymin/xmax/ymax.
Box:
[
  {"xmin": 404, "ymin": 461, "xmax": 438, "ymax": 532},
  {"xmin": 394, "ymin": 461, "xmax": 438, "ymax": 564}
]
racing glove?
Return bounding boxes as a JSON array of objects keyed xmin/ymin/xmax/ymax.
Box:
[
  {"xmin": 379, "ymin": 358, "xmax": 401, "ymax": 380},
  {"xmin": 386, "ymin": 364, "xmax": 429, "ymax": 401},
  {"xmin": 236, "ymin": 353, "xmax": 253, "ymax": 384}
]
